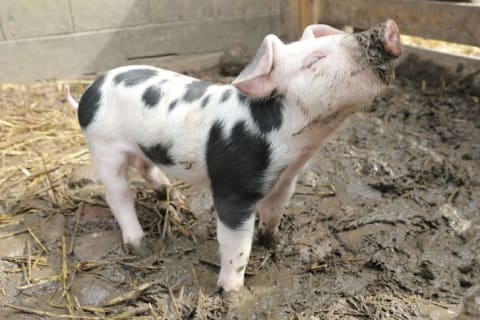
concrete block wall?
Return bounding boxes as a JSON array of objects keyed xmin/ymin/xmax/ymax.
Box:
[{"xmin": 0, "ymin": 0, "xmax": 282, "ymax": 82}]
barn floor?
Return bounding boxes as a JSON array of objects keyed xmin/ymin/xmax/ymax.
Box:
[{"xmin": 0, "ymin": 56, "xmax": 479, "ymax": 319}]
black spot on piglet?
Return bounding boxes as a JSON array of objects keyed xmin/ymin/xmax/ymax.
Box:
[
  {"xmin": 139, "ymin": 142, "xmax": 175, "ymax": 165},
  {"xmin": 142, "ymin": 85, "xmax": 162, "ymax": 108},
  {"xmin": 238, "ymin": 92, "xmax": 285, "ymax": 134},
  {"xmin": 169, "ymin": 99, "xmax": 178, "ymax": 112},
  {"xmin": 200, "ymin": 95, "xmax": 211, "ymax": 108},
  {"xmin": 207, "ymin": 121, "xmax": 271, "ymax": 229},
  {"xmin": 114, "ymin": 69, "xmax": 158, "ymax": 86},
  {"xmin": 78, "ymin": 74, "xmax": 105, "ymax": 128},
  {"xmin": 183, "ymin": 80, "xmax": 210, "ymax": 102},
  {"xmin": 221, "ymin": 89, "xmax": 232, "ymax": 103}
]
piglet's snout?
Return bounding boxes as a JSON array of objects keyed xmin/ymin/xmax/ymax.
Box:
[
  {"xmin": 355, "ymin": 20, "xmax": 403, "ymax": 84},
  {"xmin": 383, "ymin": 19, "xmax": 402, "ymax": 58}
]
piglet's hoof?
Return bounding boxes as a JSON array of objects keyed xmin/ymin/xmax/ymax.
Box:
[
  {"xmin": 256, "ymin": 230, "xmax": 279, "ymax": 249},
  {"xmin": 221, "ymin": 287, "xmax": 246, "ymax": 306},
  {"xmin": 123, "ymin": 238, "xmax": 152, "ymax": 257}
]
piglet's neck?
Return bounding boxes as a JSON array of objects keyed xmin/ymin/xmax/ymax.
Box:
[
  {"xmin": 285, "ymin": 94, "xmax": 324, "ymax": 136},
  {"xmin": 286, "ymin": 93, "xmax": 361, "ymax": 143}
]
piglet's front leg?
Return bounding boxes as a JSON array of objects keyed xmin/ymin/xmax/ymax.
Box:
[
  {"xmin": 256, "ymin": 174, "xmax": 298, "ymax": 248},
  {"xmin": 216, "ymin": 215, "xmax": 255, "ymax": 291},
  {"xmin": 214, "ymin": 196, "xmax": 256, "ymax": 292}
]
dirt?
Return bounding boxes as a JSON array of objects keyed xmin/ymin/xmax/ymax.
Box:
[
  {"xmin": 1, "ymin": 55, "xmax": 480, "ymax": 319},
  {"xmin": 355, "ymin": 21, "xmax": 397, "ymax": 83}
]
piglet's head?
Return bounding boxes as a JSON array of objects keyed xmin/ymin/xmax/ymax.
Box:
[{"xmin": 233, "ymin": 20, "xmax": 402, "ymax": 118}]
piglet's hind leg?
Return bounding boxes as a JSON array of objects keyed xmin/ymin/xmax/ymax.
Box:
[
  {"xmin": 131, "ymin": 155, "xmax": 185, "ymax": 204},
  {"xmin": 92, "ymin": 149, "xmax": 146, "ymax": 255}
]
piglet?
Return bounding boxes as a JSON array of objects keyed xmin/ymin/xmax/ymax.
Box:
[{"xmin": 66, "ymin": 20, "xmax": 402, "ymax": 292}]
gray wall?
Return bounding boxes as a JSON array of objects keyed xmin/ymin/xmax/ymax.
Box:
[{"xmin": 0, "ymin": 0, "xmax": 282, "ymax": 82}]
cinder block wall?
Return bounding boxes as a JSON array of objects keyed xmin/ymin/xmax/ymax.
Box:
[{"xmin": 0, "ymin": 0, "xmax": 283, "ymax": 82}]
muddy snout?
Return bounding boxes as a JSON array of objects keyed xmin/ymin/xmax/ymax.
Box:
[
  {"xmin": 383, "ymin": 19, "xmax": 402, "ymax": 57},
  {"xmin": 355, "ymin": 19, "xmax": 403, "ymax": 83}
]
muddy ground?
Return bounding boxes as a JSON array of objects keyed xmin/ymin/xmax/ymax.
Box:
[{"xmin": 1, "ymin": 56, "xmax": 479, "ymax": 319}]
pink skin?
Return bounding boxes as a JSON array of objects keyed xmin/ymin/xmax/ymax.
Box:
[
  {"xmin": 384, "ymin": 19, "xmax": 402, "ymax": 57},
  {"xmin": 66, "ymin": 20, "xmax": 402, "ymax": 292}
]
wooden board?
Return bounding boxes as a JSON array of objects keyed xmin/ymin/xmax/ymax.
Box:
[
  {"xmin": 314, "ymin": 0, "xmax": 480, "ymax": 46},
  {"xmin": 401, "ymin": 45, "xmax": 480, "ymax": 75},
  {"xmin": 279, "ymin": 0, "xmax": 302, "ymax": 41}
]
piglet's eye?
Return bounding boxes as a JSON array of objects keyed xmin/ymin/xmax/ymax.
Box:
[
  {"xmin": 303, "ymin": 54, "xmax": 326, "ymax": 69},
  {"xmin": 311, "ymin": 56, "xmax": 325, "ymax": 64}
]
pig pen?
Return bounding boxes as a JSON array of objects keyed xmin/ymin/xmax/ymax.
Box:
[
  {"xmin": 1, "ymin": 1, "xmax": 480, "ymax": 316},
  {"xmin": 1, "ymin": 49, "xmax": 479, "ymax": 319}
]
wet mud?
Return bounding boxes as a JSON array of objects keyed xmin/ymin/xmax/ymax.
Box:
[
  {"xmin": 355, "ymin": 21, "xmax": 398, "ymax": 83},
  {"xmin": 1, "ymin": 56, "xmax": 479, "ymax": 319}
]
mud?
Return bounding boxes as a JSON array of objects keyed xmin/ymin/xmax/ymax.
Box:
[
  {"xmin": 1, "ymin": 55, "xmax": 480, "ymax": 319},
  {"xmin": 355, "ymin": 22, "xmax": 398, "ymax": 84}
]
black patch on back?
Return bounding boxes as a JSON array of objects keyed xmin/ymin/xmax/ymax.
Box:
[
  {"xmin": 139, "ymin": 143, "xmax": 174, "ymax": 165},
  {"xmin": 237, "ymin": 92, "xmax": 248, "ymax": 104},
  {"xmin": 169, "ymin": 99, "xmax": 178, "ymax": 112},
  {"xmin": 183, "ymin": 80, "xmax": 210, "ymax": 102},
  {"xmin": 114, "ymin": 69, "xmax": 158, "ymax": 86},
  {"xmin": 142, "ymin": 85, "xmax": 162, "ymax": 108},
  {"xmin": 220, "ymin": 89, "xmax": 232, "ymax": 102},
  {"xmin": 200, "ymin": 95, "xmax": 210, "ymax": 108},
  {"xmin": 207, "ymin": 121, "xmax": 271, "ymax": 229},
  {"xmin": 238, "ymin": 92, "xmax": 285, "ymax": 133},
  {"xmin": 78, "ymin": 74, "xmax": 105, "ymax": 128}
]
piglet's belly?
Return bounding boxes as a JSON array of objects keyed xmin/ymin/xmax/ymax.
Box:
[{"xmin": 161, "ymin": 163, "xmax": 209, "ymax": 186}]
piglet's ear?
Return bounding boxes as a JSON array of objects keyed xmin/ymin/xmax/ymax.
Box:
[
  {"xmin": 300, "ymin": 24, "xmax": 344, "ymax": 41},
  {"xmin": 232, "ymin": 34, "xmax": 284, "ymax": 98}
]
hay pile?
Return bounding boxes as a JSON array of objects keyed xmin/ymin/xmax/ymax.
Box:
[
  {"xmin": 0, "ymin": 80, "xmax": 91, "ymax": 215},
  {"xmin": 401, "ymin": 35, "xmax": 480, "ymax": 57}
]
